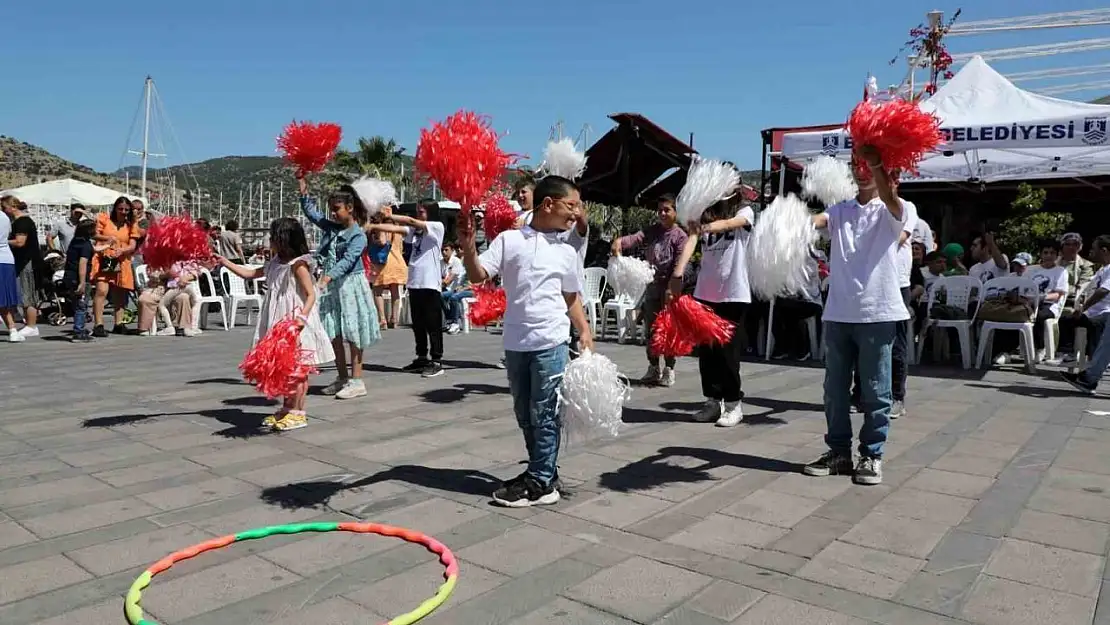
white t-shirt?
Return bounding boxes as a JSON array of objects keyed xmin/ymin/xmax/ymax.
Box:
[
  {"xmin": 895, "ymin": 199, "xmax": 919, "ymax": 288},
  {"xmin": 0, "ymin": 212, "xmax": 13, "ymax": 264},
  {"xmin": 404, "ymin": 221, "xmax": 445, "ymax": 291},
  {"xmin": 1084, "ymin": 265, "xmax": 1110, "ymax": 318},
  {"xmin": 970, "ymin": 257, "xmax": 1009, "ymax": 284},
  {"xmin": 922, "ymin": 267, "xmax": 944, "ymax": 294},
  {"xmin": 479, "ymin": 227, "xmax": 582, "ymax": 352},
  {"xmin": 823, "ymin": 198, "xmax": 910, "ymax": 324},
  {"xmin": 694, "ymin": 206, "xmax": 755, "ymax": 303},
  {"xmin": 443, "ymin": 254, "xmax": 465, "ymax": 290},
  {"xmin": 1025, "ymin": 264, "xmax": 1069, "ymax": 318},
  {"xmin": 561, "ymin": 224, "xmax": 589, "ymax": 293}
]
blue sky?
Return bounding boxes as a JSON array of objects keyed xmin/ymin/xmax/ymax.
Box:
[{"xmin": 4, "ymin": 0, "xmax": 1109, "ymax": 174}]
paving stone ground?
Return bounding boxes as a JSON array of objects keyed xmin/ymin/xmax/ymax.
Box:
[{"xmin": 2, "ymin": 319, "xmax": 1110, "ymax": 624}]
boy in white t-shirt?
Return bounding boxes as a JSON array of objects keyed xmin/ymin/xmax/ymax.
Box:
[
  {"xmin": 1023, "ymin": 240, "xmax": 1069, "ymax": 362},
  {"xmin": 458, "ymin": 176, "xmax": 595, "ymax": 507},
  {"xmin": 968, "ymin": 232, "xmax": 1009, "ymax": 283},
  {"xmin": 803, "ymin": 146, "xmax": 909, "ymax": 486},
  {"xmin": 389, "ymin": 199, "xmax": 447, "ymax": 378},
  {"xmin": 1061, "ymin": 234, "xmax": 1110, "ymax": 394}
]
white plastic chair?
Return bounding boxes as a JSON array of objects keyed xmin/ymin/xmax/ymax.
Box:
[
  {"xmin": 762, "ymin": 297, "xmax": 822, "ymax": 361},
  {"xmin": 601, "ymin": 278, "xmax": 649, "ymax": 344},
  {"xmin": 975, "ymin": 277, "xmax": 1041, "ymax": 373},
  {"xmin": 191, "ymin": 268, "xmax": 228, "ymax": 331},
  {"xmin": 380, "ymin": 286, "xmax": 409, "ymax": 327},
  {"xmin": 461, "ymin": 296, "xmax": 477, "ymax": 334},
  {"xmin": 582, "ymin": 267, "xmax": 606, "ymax": 333},
  {"xmin": 220, "ymin": 267, "xmax": 263, "ymax": 328},
  {"xmin": 134, "ymin": 264, "xmax": 149, "ymax": 291},
  {"xmin": 917, "ymin": 276, "xmax": 983, "ymax": 369}
]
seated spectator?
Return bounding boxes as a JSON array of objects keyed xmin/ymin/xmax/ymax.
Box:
[
  {"xmin": 439, "ymin": 242, "xmax": 470, "ymax": 334},
  {"xmin": 988, "ymin": 239, "xmax": 1067, "ymax": 364},
  {"xmin": 136, "ymin": 262, "xmax": 198, "ymax": 337},
  {"xmin": 941, "ymin": 243, "xmax": 967, "ymax": 275},
  {"xmin": 920, "ymin": 251, "xmax": 946, "ymax": 294},
  {"xmin": 1059, "ymin": 235, "xmax": 1110, "ymax": 360},
  {"xmin": 1009, "ymin": 252, "xmax": 1032, "ymax": 277}
]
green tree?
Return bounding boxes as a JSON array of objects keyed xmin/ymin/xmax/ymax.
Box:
[
  {"xmin": 996, "ymin": 182, "xmax": 1070, "ymax": 254},
  {"xmin": 328, "ymin": 135, "xmax": 412, "ymax": 190}
]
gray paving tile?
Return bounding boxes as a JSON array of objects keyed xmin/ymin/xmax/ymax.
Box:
[
  {"xmin": 0, "ymin": 554, "xmax": 92, "ymax": 605},
  {"xmin": 566, "ymin": 556, "xmax": 713, "ymax": 623},
  {"xmin": 983, "ymin": 538, "xmax": 1104, "ymax": 598},
  {"xmin": 731, "ymin": 593, "xmax": 870, "ymax": 625},
  {"xmin": 961, "ymin": 575, "xmax": 1095, "ymax": 625}
]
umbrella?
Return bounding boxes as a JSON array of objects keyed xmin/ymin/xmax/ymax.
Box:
[{"xmin": 0, "ymin": 178, "xmax": 144, "ymax": 206}]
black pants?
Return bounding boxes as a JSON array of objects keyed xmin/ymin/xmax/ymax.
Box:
[
  {"xmin": 1059, "ymin": 313, "xmax": 1106, "ymax": 356},
  {"xmin": 409, "ymin": 288, "xmax": 444, "ymax": 362},
  {"xmin": 771, "ymin": 298, "xmax": 822, "ymax": 357},
  {"xmin": 698, "ymin": 300, "xmax": 747, "ymax": 402},
  {"xmin": 853, "ymin": 286, "xmax": 911, "ymax": 403}
]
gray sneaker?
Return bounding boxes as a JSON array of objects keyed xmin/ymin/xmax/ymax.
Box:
[
  {"xmin": 853, "ymin": 457, "xmax": 883, "ymax": 485},
  {"xmin": 321, "ymin": 377, "xmax": 349, "ymax": 396},
  {"xmin": 803, "ymin": 451, "xmax": 853, "ymax": 477},
  {"xmin": 890, "ymin": 400, "xmax": 906, "ymax": 419}
]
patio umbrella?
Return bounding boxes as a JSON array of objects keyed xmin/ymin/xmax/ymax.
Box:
[{"xmin": 1, "ymin": 178, "xmax": 143, "ymax": 206}]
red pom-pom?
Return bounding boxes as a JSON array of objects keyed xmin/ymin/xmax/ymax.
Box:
[
  {"xmin": 847, "ymin": 100, "xmax": 943, "ymax": 175},
  {"xmin": 414, "ymin": 111, "xmax": 515, "ymax": 214},
  {"xmin": 467, "ymin": 283, "xmax": 507, "ymax": 327},
  {"xmin": 142, "ymin": 215, "xmax": 212, "ymax": 271},
  {"xmin": 277, "ymin": 121, "xmax": 343, "ymax": 175},
  {"xmin": 650, "ymin": 295, "xmax": 735, "ymax": 358},
  {"xmin": 482, "ymin": 193, "xmax": 517, "ymax": 242},
  {"xmin": 240, "ymin": 317, "xmax": 318, "ymax": 399}
]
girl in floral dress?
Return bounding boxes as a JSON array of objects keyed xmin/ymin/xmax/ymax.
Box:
[
  {"xmin": 298, "ymin": 174, "xmax": 380, "ymax": 400},
  {"xmin": 219, "ymin": 218, "xmax": 333, "ymax": 430}
]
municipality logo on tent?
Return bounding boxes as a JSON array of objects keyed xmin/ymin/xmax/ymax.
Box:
[
  {"xmin": 1082, "ymin": 117, "xmax": 1107, "ymax": 146},
  {"xmin": 821, "ymin": 134, "xmax": 840, "ymax": 156}
]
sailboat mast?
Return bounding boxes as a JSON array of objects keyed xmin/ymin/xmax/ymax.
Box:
[{"xmin": 140, "ymin": 76, "xmax": 153, "ymax": 201}]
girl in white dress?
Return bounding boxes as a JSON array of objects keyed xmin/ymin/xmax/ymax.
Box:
[{"xmin": 218, "ymin": 217, "xmax": 334, "ymax": 431}]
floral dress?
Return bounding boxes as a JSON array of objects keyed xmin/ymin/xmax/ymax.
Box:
[{"xmin": 319, "ymin": 237, "xmax": 381, "ymax": 350}]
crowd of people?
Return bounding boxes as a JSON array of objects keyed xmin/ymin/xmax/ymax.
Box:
[{"xmin": 1, "ymin": 152, "xmax": 1108, "ymax": 506}]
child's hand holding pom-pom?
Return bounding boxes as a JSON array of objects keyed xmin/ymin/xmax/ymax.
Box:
[
  {"xmin": 240, "ymin": 316, "xmax": 317, "ymax": 399},
  {"xmin": 559, "ymin": 349, "xmax": 629, "ymax": 443}
]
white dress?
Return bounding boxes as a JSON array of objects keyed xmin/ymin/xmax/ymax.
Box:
[{"xmin": 253, "ymin": 254, "xmax": 334, "ymax": 365}]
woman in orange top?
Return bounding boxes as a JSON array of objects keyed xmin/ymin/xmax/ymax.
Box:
[
  {"xmin": 370, "ymin": 205, "xmax": 408, "ymax": 329},
  {"xmin": 91, "ymin": 197, "xmax": 139, "ymax": 336}
]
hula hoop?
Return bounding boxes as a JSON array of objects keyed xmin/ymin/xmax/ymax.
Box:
[{"xmin": 124, "ymin": 521, "xmax": 458, "ymax": 625}]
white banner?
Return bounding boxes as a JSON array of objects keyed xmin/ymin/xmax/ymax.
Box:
[{"xmin": 781, "ymin": 116, "xmax": 1110, "ymax": 159}]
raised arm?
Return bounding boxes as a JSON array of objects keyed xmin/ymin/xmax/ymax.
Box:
[
  {"xmin": 457, "ymin": 214, "xmax": 491, "ymax": 284},
  {"xmin": 365, "ymin": 222, "xmax": 408, "ymax": 235},
  {"xmin": 216, "ymin": 256, "xmax": 264, "ymax": 280},
  {"xmin": 668, "ymin": 225, "xmax": 701, "ymax": 297},
  {"xmin": 701, "ymin": 214, "xmax": 751, "ymax": 234},
  {"xmin": 299, "ymin": 195, "xmax": 335, "ymax": 230},
  {"xmin": 983, "ymin": 232, "xmax": 1007, "ymax": 270},
  {"xmin": 857, "ymin": 146, "xmax": 903, "ymax": 221},
  {"xmin": 612, "ymin": 229, "xmax": 646, "ymax": 256},
  {"xmin": 390, "ymin": 214, "xmax": 429, "ymax": 232}
]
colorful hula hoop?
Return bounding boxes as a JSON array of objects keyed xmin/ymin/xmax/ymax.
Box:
[{"xmin": 124, "ymin": 521, "xmax": 458, "ymax": 625}]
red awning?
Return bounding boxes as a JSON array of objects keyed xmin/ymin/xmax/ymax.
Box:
[{"xmin": 579, "ymin": 113, "xmax": 697, "ymax": 207}]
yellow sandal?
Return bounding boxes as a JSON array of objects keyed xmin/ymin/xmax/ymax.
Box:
[{"xmin": 273, "ymin": 413, "xmax": 307, "ymax": 431}]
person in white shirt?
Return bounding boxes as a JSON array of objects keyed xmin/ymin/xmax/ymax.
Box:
[
  {"xmin": 670, "ymin": 195, "xmax": 754, "ymax": 428},
  {"xmin": 458, "ymin": 175, "xmax": 594, "ymax": 507},
  {"xmin": 440, "ymin": 242, "xmax": 470, "ymax": 334},
  {"xmin": 1009, "ymin": 252, "xmax": 1032, "ymax": 277},
  {"xmin": 1019, "ymin": 240, "xmax": 1069, "ymax": 362},
  {"xmin": 387, "ymin": 199, "xmax": 446, "ymax": 378},
  {"xmin": 803, "ymin": 146, "xmax": 909, "ymax": 486},
  {"xmin": 1061, "ymin": 235, "xmax": 1110, "ymax": 394},
  {"xmin": 968, "ymin": 232, "xmax": 1009, "ymax": 283}
]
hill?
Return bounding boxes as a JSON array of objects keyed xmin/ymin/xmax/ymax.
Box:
[{"xmin": 0, "ymin": 136, "xmax": 124, "ymax": 191}]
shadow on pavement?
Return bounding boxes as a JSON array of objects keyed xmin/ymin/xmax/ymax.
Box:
[
  {"xmin": 599, "ymin": 446, "xmax": 802, "ymax": 493},
  {"xmin": 420, "ymin": 383, "xmax": 509, "ymax": 404},
  {"xmin": 260, "ymin": 465, "xmax": 501, "ymax": 509}
]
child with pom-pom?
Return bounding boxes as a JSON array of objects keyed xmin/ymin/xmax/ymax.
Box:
[
  {"xmin": 801, "ymin": 145, "xmax": 910, "ymax": 487},
  {"xmin": 611, "ymin": 193, "xmax": 688, "ymax": 387},
  {"xmin": 218, "ymin": 218, "xmax": 334, "ymax": 431},
  {"xmin": 457, "ymin": 175, "xmax": 595, "ymax": 507},
  {"xmin": 298, "ymin": 174, "xmax": 381, "ymax": 400},
  {"xmin": 669, "ymin": 192, "xmax": 755, "ymax": 428}
]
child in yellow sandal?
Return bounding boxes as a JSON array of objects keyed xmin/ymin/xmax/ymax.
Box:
[{"xmin": 219, "ymin": 218, "xmax": 334, "ymax": 432}]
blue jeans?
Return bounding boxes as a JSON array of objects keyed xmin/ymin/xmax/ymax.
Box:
[
  {"xmin": 824, "ymin": 321, "xmax": 897, "ymax": 458},
  {"xmin": 71, "ymin": 290, "xmax": 88, "ymax": 336},
  {"xmin": 441, "ymin": 288, "xmax": 473, "ymax": 324},
  {"xmin": 504, "ymin": 343, "xmax": 568, "ymax": 487},
  {"xmin": 1082, "ymin": 315, "xmax": 1110, "ymax": 386}
]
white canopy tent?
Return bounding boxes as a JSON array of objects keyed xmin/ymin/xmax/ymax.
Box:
[
  {"xmin": 1, "ymin": 178, "xmax": 145, "ymax": 207},
  {"xmin": 779, "ymin": 56, "xmax": 1110, "ymax": 183}
]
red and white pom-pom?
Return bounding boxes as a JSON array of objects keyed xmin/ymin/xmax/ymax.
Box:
[
  {"xmin": 847, "ymin": 100, "xmax": 943, "ymax": 175},
  {"xmin": 482, "ymin": 193, "xmax": 517, "ymax": 242},
  {"xmin": 414, "ymin": 111, "xmax": 515, "ymax": 215},
  {"xmin": 467, "ymin": 283, "xmax": 507, "ymax": 327},
  {"xmin": 559, "ymin": 349, "xmax": 629, "ymax": 444},
  {"xmin": 240, "ymin": 317, "xmax": 317, "ymax": 399},
  {"xmin": 276, "ymin": 121, "xmax": 343, "ymax": 175},
  {"xmin": 142, "ymin": 215, "xmax": 212, "ymax": 271},
  {"xmin": 650, "ymin": 295, "xmax": 734, "ymax": 358}
]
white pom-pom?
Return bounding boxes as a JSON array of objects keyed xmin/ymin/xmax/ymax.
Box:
[
  {"xmin": 676, "ymin": 158, "xmax": 740, "ymax": 225},
  {"xmin": 540, "ymin": 138, "xmax": 588, "ymax": 180},
  {"xmin": 746, "ymin": 193, "xmax": 820, "ymax": 300},
  {"xmin": 801, "ymin": 156, "xmax": 857, "ymax": 207},
  {"xmin": 606, "ymin": 256, "xmax": 655, "ymax": 300},
  {"xmin": 559, "ymin": 350, "xmax": 629, "ymax": 444},
  {"xmin": 350, "ymin": 177, "xmax": 397, "ymax": 216}
]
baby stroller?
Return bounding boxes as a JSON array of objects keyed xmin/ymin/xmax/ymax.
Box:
[{"xmin": 40, "ymin": 252, "xmax": 70, "ymax": 326}]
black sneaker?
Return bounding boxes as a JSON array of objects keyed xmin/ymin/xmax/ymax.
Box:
[
  {"xmin": 421, "ymin": 362, "xmax": 444, "ymax": 378},
  {"xmin": 492, "ymin": 475, "xmax": 560, "ymax": 508},
  {"xmin": 1060, "ymin": 371, "xmax": 1098, "ymax": 395},
  {"xmin": 112, "ymin": 324, "xmax": 129, "ymax": 335},
  {"xmin": 402, "ymin": 359, "xmax": 429, "ymax": 373},
  {"xmin": 853, "ymin": 456, "xmax": 883, "ymax": 485},
  {"xmin": 92, "ymin": 325, "xmax": 108, "ymax": 338},
  {"xmin": 802, "ymin": 451, "xmax": 854, "ymax": 477},
  {"xmin": 70, "ymin": 333, "xmax": 93, "ymax": 343},
  {"xmin": 175, "ymin": 328, "xmax": 186, "ymax": 337}
]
